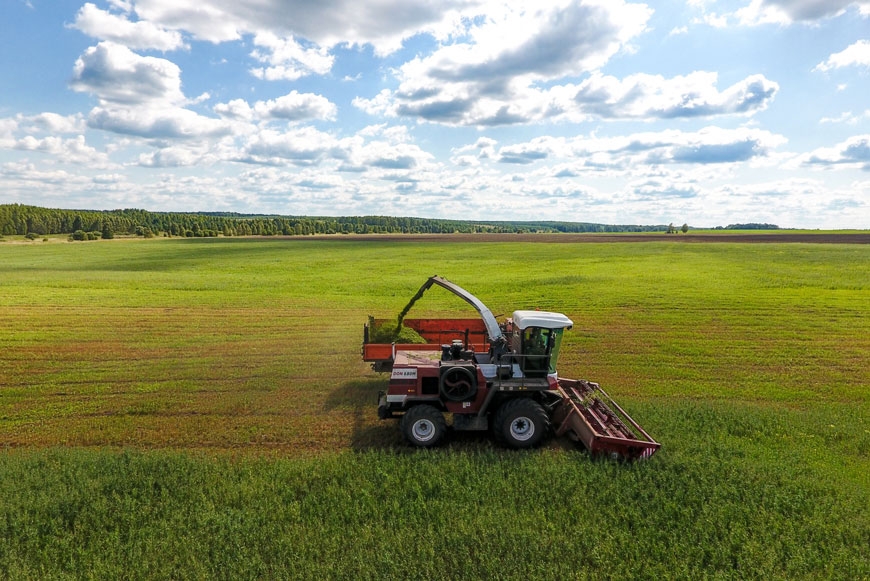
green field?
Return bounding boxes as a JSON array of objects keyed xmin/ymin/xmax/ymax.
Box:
[{"xmin": 1, "ymin": 237, "xmax": 868, "ymax": 579}]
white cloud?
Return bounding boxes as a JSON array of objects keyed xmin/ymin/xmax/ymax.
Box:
[
  {"xmin": 735, "ymin": 0, "xmax": 794, "ymax": 25},
  {"xmin": 137, "ymin": 143, "xmax": 215, "ymax": 167},
  {"xmin": 70, "ymin": 42, "xmax": 231, "ymax": 141},
  {"xmin": 497, "ymin": 138, "xmax": 554, "ymax": 164},
  {"xmin": 357, "ymin": 0, "xmax": 652, "ymax": 126},
  {"xmin": 0, "ymin": 114, "xmax": 109, "ymax": 168},
  {"xmin": 252, "ymin": 92, "xmax": 337, "ymax": 122},
  {"xmin": 87, "ymin": 106, "xmax": 230, "ymax": 140},
  {"xmin": 570, "ymin": 72, "xmax": 778, "ymax": 120},
  {"xmin": 360, "ymin": 70, "xmax": 778, "ymax": 126},
  {"xmin": 764, "ymin": 0, "xmax": 861, "ymax": 21},
  {"xmin": 213, "ymin": 99, "xmax": 254, "ymax": 122},
  {"xmin": 819, "ymin": 110, "xmax": 870, "ymax": 124},
  {"xmin": 15, "ymin": 113, "xmax": 86, "ymax": 134},
  {"xmin": 356, "ymin": 141, "xmax": 435, "ymax": 171},
  {"xmin": 451, "ymin": 137, "xmax": 498, "ymax": 165},
  {"xmin": 689, "ymin": 0, "xmax": 870, "ymax": 28},
  {"xmin": 107, "ymin": 0, "xmax": 133, "ymax": 11},
  {"xmin": 71, "ymin": 3, "xmax": 186, "ymax": 51},
  {"xmin": 241, "ymin": 126, "xmax": 345, "ymax": 166},
  {"xmin": 814, "ymin": 40, "xmax": 870, "ymax": 72},
  {"xmin": 93, "ymin": 173, "xmax": 127, "ymax": 184},
  {"xmin": 354, "ymin": 2, "xmax": 777, "ymax": 127},
  {"xmin": 70, "ymin": 41, "xmax": 185, "ymax": 106},
  {"xmin": 0, "ymin": 119, "xmax": 16, "ymax": 148},
  {"xmin": 433, "ymin": 0, "xmax": 650, "ymax": 81},
  {"xmin": 127, "ymin": 1, "xmax": 243, "ymax": 43},
  {"xmin": 1, "ymin": 162, "xmax": 92, "ymax": 189},
  {"xmin": 249, "ymin": 32, "xmax": 334, "ymax": 81},
  {"xmin": 130, "ymin": 0, "xmax": 474, "ymax": 55},
  {"xmin": 13, "ymin": 134, "xmax": 112, "ymax": 166},
  {"xmin": 447, "ymin": 127, "xmax": 787, "ymax": 174},
  {"xmin": 700, "ymin": 12, "xmax": 730, "ymax": 27},
  {"xmin": 714, "ymin": 177, "xmax": 869, "ymax": 229},
  {"xmin": 736, "ymin": 0, "xmax": 870, "ymax": 25},
  {"xmin": 628, "ymin": 178, "xmax": 701, "ymax": 200},
  {"xmin": 227, "ymin": 121, "xmax": 437, "ymax": 175},
  {"xmin": 352, "ymin": 90, "xmax": 393, "ymax": 117},
  {"xmin": 803, "ymin": 134, "xmax": 870, "ymax": 169},
  {"xmin": 213, "ymin": 92, "xmax": 337, "ymax": 124}
]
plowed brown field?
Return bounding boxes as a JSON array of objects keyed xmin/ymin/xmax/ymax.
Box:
[{"xmin": 276, "ymin": 232, "xmax": 870, "ymax": 244}]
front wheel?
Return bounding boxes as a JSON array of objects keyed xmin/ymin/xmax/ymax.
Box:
[
  {"xmin": 493, "ymin": 399, "xmax": 550, "ymax": 449},
  {"xmin": 400, "ymin": 405, "xmax": 447, "ymax": 447}
]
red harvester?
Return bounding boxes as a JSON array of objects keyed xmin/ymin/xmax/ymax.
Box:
[{"xmin": 364, "ymin": 276, "xmax": 660, "ymax": 459}]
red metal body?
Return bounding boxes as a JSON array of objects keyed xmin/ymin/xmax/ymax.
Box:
[{"xmin": 389, "ymin": 349, "xmax": 491, "ymax": 414}]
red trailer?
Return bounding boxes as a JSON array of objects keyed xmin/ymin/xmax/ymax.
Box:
[{"xmin": 364, "ymin": 276, "xmax": 660, "ymax": 459}]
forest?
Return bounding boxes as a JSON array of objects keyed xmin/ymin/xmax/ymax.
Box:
[{"xmin": 0, "ymin": 204, "xmax": 680, "ymax": 238}]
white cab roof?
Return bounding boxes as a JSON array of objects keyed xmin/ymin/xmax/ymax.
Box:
[{"xmin": 512, "ymin": 310, "xmax": 573, "ymax": 330}]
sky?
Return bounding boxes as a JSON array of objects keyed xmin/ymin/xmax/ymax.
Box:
[{"xmin": 1, "ymin": 0, "xmax": 869, "ymax": 228}]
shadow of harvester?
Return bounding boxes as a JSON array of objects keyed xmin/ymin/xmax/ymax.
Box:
[
  {"xmin": 323, "ymin": 377, "xmax": 411, "ymax": 451},
  {"xmin": 323, "ymin": 377, "xmax": 509, "ymax": 454}
]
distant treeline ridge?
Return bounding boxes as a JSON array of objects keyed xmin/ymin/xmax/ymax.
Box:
[{"xmin": 0, "ymin": 204, "xmax": 776, "ymax": 238}]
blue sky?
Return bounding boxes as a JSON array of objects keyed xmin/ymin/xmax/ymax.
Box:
[{"xmin": 1, "ymin": 0, "xmax": 869, "ymax": 228}]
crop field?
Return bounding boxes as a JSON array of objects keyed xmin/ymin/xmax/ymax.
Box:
[{"xmin": 1, "ymin": 235, "xmax": 868, "ymax": 579}]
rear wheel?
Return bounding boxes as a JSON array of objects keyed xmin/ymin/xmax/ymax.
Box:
[
  {"xmin": 493, "ymin": 398, "xmax": 549, "ymax": 449},
  {"xmin": 401, "ymin": 405, "xmax": 447, "ymax": 447}
]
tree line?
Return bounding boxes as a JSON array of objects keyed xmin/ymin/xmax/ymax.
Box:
[
  {"xmin": 720, "ymin": 223, "xmax": 780, "ymax": 230},
  {"xmin": 0, "ymin": 204, "xmax": 683, "ymax": 239}
]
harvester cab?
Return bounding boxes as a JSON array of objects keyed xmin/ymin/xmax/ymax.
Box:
[
  {"xmin": 504, "ymin": 310, "xmax": 573, "ymax": 379},
  {"xmin": 436, "ymin": 309, "xmax": 572, "ymax": 384},
  {"xmin": 363, "ymin": 275, "xmax": 660, "ymax": 459}
]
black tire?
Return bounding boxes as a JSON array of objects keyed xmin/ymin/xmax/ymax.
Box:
[
  {"xmin": 400, "ymin": 405, "xmax": 447, "ymax": 447},
  {"xmin": 439, "ymin": 366, "xmax": 478, "ymax": 402},
  {"xmin": 493, "ymin": 398, "xmax": 550, "ymax": 449}
]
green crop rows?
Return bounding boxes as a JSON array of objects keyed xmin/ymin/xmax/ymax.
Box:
[{"xmin": 1, "ymin": 237, "xmax": 868, "ymax": 579}]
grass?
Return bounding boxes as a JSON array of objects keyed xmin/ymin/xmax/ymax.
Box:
[
  {"xmin": 0, "ymin": 237, "xmax": 868, "ymax": 578},
  {"xmin": 0, "ymin": 441, "xmax": 865, "ymax": 580}
]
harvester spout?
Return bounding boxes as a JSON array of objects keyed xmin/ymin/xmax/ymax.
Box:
[{"xmin": 397, "ymin": 275, "xmax": 505, "ymax": 346}]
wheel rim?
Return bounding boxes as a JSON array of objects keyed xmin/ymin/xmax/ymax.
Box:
[
  {"xmin": 412, "ymin": 419, "xmax": 436, "ymax": 442},
  {"xmin": 510, "ymin": 416, "xmax": 535, "ymax": 441}
]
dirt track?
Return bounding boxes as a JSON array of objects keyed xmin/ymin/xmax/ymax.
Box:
[{"xmin": 294, "ymin": 232, "xmax": 870, "ymax": 244}]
